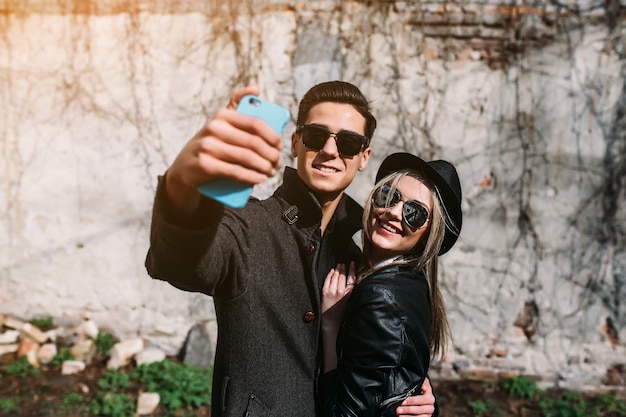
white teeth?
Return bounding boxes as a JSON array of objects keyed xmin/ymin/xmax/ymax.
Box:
[
  {"xmin": 382, "ymin": 223, "xmax": 400, "ymax": 234},
  {"xmin": 318, "ymin": 166, "xmax": 337, "ymax": 173}
]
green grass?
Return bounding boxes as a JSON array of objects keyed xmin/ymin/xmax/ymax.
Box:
[
  {"xmin": 49, "ymin": 348, "xmax": 74, "ymax": 368},
  {"xmin": 62, "ymin": 392, "xmax": 86, "ymax": 408},
  {"xmin": 539, "ymin": 391, "xmax": 626, "ymax": 417},
  {"xmin": 468, "ymin": 399, "xmax": 504, "ymax": 416},
  {"xmin": 4, "ymin": 356, "xmax": 41, "ymax": 378},
  {"xmin": 79, "ymin": 359, "xmax": 213, "ymax": 416},
  {"xmin": 1, "ymin": 351, "xmax": 211, "ymax": 415},
  {"xmin": 502, "ymin": 375, "xmax": 542, "ymax": 399},
  {"xmin": 466, "ymin": 376, "xmax": 626, "ymax": 417},
  {"xmin": 30, "ymin": 316, "xmax": 54, "ymax": 329},
  {"xmin": 130, "ymin": 359, "xmax": 212, "ymax": 410},
  {"xmin": 0, "ymin": 397, "xmax": 19, "ymax": 413},
  {"xmin": 98, "ymin": 370, "xmax": 130, "ymax": 391},
  {"xmin": 89, "ymin": 391, "xmax": 135, "ymax": 417},
  {"xmin": 93, "ymin": 332, "xmax": 118, "ymax": 357}
]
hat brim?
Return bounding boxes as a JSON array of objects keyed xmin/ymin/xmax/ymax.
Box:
[{"xmin": 376, "ymin": 153, "xmax": 462, "ymax": 255}]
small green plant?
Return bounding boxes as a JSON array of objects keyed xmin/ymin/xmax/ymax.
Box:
[
  {"xmin": 594, "ymin": 392, "xmax": 626, "ymax": 415},
  {"xmin": 89, "ymin": 392, "xmax": 135, "ymax": 417},
  {"xmin": 94, "ymin": 332, "xmax": 118, "ymax": 356},
  {"xmin": 62, "ymin": 392, "xmax": 86, "ymax": 408},
  {"xmin": 30, "ymin": 316, "xmax": 54, "ymax": 329},
  {"xmin": 0, "ymin": 397, "xmax": 19, "ymax": 412},
  {"xmin": 131, "ymin": 359, "xmax": 212, "ymax": 410},
  {"xmin": 4, "ymin": 356, "xmax": 41, "ymax": 378},
  {"xmin": 467, "ymin": 399, "xmax": 504, "ymax": 417},
  {"xmin": 49, "ymin": 348, "xmax": 74, "ymax": 367},
  {"xmin": 98, "ymin": 370, "xmax": 130, "ymax": 390},
  {"xmin": 539, "ymin": 391, "xmax": 592, "ymax": 417},
  {"xmin": 468, "ymin": 400, "xmax": 487, "ymax": 415},
  {"xmin": 88, "ymin": 369, "xmax": 134, "ymax": 417},
  {"xmin": 501, "ymin": 375, "xmax": 542, "ymax": 400}
]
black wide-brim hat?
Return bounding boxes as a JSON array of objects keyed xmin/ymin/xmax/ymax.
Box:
[{"xmin": 376, "ymin": 152, "xmax": 462, "ymax": 255}]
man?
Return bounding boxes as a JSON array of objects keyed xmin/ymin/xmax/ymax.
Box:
[{"xmin": 146, "ymin": 81, "xmax": 436, "ymax": 417}]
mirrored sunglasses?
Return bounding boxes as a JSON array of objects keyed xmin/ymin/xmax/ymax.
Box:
[
  {"xmin": 297, "ymin": 124, "xmax": 369, "ymax": 157},
  {"xmin": 372, "ymin": 185, "xmax": 430, "ymax": 230}
]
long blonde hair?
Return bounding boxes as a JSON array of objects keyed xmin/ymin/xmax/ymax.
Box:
[{"xmin": 359, "ymin": 169, "xmax": 452, "ymax": 361}]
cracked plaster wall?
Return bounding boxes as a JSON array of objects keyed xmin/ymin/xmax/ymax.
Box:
[{"xmin": 1, "ymin": 1, "xmax": 625, "ymax": 386}]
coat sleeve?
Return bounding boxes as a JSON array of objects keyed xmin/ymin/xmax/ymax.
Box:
[
  {"xmin": 321, "ymin": 275, "xmax": 431, "ymax": 417},
  {"xmin": 144, "ymin": 175, "xmax": 249, "ymax": 298}
]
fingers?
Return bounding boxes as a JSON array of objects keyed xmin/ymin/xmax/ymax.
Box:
[
  {"xmin": 164, "ymin": 86, "xmax": 286, "ymax": 214},
  {"xmin": 346, "ymin": 261, "xmax": 356, "ymax": 287},
  {"xmin": 322, "ymin": 268, "xmax": 336, "ymax": 293},
  {"xmin": 323, "ymin": 264, "xmax": 345, "ymax": 294},
  {"xmin": 395, "ymin": 378, "xmax": 435, "ymax": 417},
  {"xmin": 394, "ymin": 404, "xmax": 436, "ymax": 417},
  {"xmin": 322, "ymin": 265, "xmax": 343, "ymax": 314},
  {"xmin": 421, "ymin": 377, "xmax": 432, "ymax": 395},
  {"xmin": 322, "ymin": 263, "xmax": 356, "ymax": 315},
  {"xmin": 168, "ymin": 102, "xmax": 284, "ymax": 192},
  {"xmin": 194, "ymin": 110, "xmax": 283, "ymax": 178},
  {"xmin": 227, "ymin": 85, "xmax": 260, "ymax": 110}
]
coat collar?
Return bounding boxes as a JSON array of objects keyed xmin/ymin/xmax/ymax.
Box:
[{"xmin": 275, "ymin": 167, "xmax": 363, "ymax": 237}]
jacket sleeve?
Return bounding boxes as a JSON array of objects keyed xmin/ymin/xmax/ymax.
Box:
[
  {"xmin": 321, "ymin": 275, "xmax": 432, "ymax": 417},
  {"xmin": 144, "ymin": 174, "xmax": 249, "ymax": 298}
]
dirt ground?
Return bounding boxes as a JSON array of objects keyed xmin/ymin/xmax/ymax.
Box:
[{"xmin": 0, "ymin": 354, "xmax": 624, "ymax": 417}]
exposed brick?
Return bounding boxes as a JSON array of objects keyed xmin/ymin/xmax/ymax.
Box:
[{"xmin": 458, "ymin": 367, "xmax": 498, "ymax": 380}]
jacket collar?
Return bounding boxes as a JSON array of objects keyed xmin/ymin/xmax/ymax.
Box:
[{"xmin": 275, "ymin": 167, "xmax": 363, "ymax": 237}]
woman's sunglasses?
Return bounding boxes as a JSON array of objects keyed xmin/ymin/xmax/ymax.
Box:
[
  {"xmin": 372, "ymin": 185, "xmax": 430, "ymax": 231},
  {"xmin": 297, "ymin": 124, "xmax": 369, "ymax": 157}
]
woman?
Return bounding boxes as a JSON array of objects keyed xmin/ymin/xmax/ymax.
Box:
[{"xmin": 320, "ymin": 152, "xmax": 463, "ymax": 417}]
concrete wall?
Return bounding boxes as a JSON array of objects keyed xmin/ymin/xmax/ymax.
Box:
[{"xmin": 1, "ymin": 0, "xmax": 625, "ymax": 388}]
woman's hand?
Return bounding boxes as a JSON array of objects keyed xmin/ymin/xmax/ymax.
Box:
[
  {"xmin": 321, "ymin": 262, "xmax": 355, "ymax": 373},
  {"xmin": 322, "ymin": 262, "xmax": 355, "ymax": 314},
  {"xmin": 395, "ymin": 378, "xmax": 436, "ymax": 417}
]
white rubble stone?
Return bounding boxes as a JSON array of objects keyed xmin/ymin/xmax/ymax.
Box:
[
  {"xmin": 52, "ymin": 326, "xmax": 77, "ymax": 348},
  {"xmin": 0, "ymin": 330, "xmax": 20, "ymax": 344},
  {"xmin": 135, "ymin": 348, "xmax": 166, "ymax": 366},
  {"xmin": 45, "ymin": 329, "xmax": 57, "ymax": 343},
  {"xmin": 70, "ymin": 338, "xmax": 96, "ymax": 363},
  {"xmin": 38, "ymin": 343, "xmax": 58, "ymax": 365},
  {"xmin": 76, "ymin": 319, "xmax": 99, "ymax": 340},
  {"xmin": 107, "ymin": 338, "xmax": 144, "ymax": 369},
  {"xmin": 17, "ymin": 338, "xmax": 40, "ymax": 367},
  {"xmin": 3, "ymin": 316, "xmax": 25, "ymax": 330},
  {"xmin": 0, "ymin": 343, "xmax": 19, "ymax": 356},
  {"xmin": 62, "ymin": 360, "xmax": 86, "ymax": 375},
  {"xmin": 136, "ymin": 392, "xmax": 160, "ymax": 415},
  {"xmin": 21, "ymin": 323, "xmax": 49, "ymax": 344}
]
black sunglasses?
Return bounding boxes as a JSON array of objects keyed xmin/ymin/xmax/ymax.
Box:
[
  {"xmin": 372, "ymin": 185, "xmax": 430, "ymax": 231},
  {"xmin": 297, "ymin": 124, "xmax": 369, "ymax": 157}
]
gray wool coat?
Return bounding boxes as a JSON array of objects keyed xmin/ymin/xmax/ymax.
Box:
[{"xmin": 146, "ymin": 167, "xmax": 363, "ymax": 417}]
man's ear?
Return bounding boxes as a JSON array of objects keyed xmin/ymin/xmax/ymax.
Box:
[
  {"xmin": 358, "ymin": 147, "xmax": 372, "ymax": 171},
  {"xmin": 291, "ymin": 132, "xmax": 298, "ymax": 158}
]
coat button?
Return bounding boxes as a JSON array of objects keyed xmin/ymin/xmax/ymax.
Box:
[
  {"xmin": 303, "ymin": 311, "xmax": 316, "ymax": 322},
  {"xmin": 305, "ymin": 244, "xmax": 315, "ymax": 254}
]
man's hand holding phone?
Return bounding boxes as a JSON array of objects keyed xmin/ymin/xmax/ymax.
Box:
[{"xmin": 164, "ymin": 86, "xmax": 288, "ymax": 215}]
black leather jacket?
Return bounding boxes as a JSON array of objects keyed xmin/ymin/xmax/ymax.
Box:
[{"xmin": 321, "ymin": 264, "xmax": 438, "ymax": 417}]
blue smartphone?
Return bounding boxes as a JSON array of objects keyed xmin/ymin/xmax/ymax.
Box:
[{"xmin": 197, "ymin": 95, "xmax": 290, "ymax": 208}]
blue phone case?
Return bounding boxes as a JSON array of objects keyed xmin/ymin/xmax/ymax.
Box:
[{"xmin": 197, "ymin": 95, "xmax": 290, "ymax": 208}]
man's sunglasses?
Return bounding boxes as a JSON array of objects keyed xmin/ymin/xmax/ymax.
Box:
[
  {"xmin": 297, "ymin": 124, "xmax": 369, "ymax": 157},
  {"xmin": 372, "ymin": 185, "xmax": 430, "ymax": 231}
]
